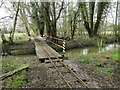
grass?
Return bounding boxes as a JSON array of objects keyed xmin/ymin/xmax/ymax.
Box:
[
  {"xmin": 78, "ymin": 59, "xmax": 90, "ymax": 63},
  {"xmin": 3, "ymin": 70, "xmax": 27, "ymax": 88},
  {"xmin": 2, "ymin": 58, "xmax": 28, "ymax": 73},
  {"xmin": 71, "ymin": 53, "xmax": 98, "ymax": 64},
  {"xmin": 96, "ymin": 67, "xmax": 114, "ymax": 75},
  {"xmin": 11, "ymin": 70, "xmax": 26, "ymax": 88},
  {"xmin": 69, "ymin": 47, "xmax": 119, "ymax": 64},
  {"xmin": 95, "ymin": 62, "xmax": 102, "ymax": 66},
  {"xmin": 0, "ymin": 33, "xmax": 28, "ymax": 43},
  {"xmin": 12, "ymin": 80, "xmax": 24, "ymax": 88},
  {"xmin": 67, "ymin": 47, "xmax": 119, "ymax": 77},
  {"xmin": 2, "ymin": 56, "xmax": 29, "ymax": 88},
  {"xmin": 111, "ymin": 53, "xmax": 119, "ymax": 61},
  {"xmin": 111, "ymin": 49, "xmax": 120, "ymax": 62}
]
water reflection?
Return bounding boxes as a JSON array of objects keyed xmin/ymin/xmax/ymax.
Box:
[
  {"xmin": 66, "ymin": 43, "xmax": 119, "ymax": 55},
  {"xmin": 105, "ymin": 44, "xmax": 120, "ymax": 51},
  {"xmin": 81, "ymin": 49, "xmax": 88, "ymax": 55}
]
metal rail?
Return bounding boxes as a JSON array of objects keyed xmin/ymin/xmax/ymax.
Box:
[
  {"xmin": 34, "ymin": 37, "xmax": 89, "ymax": 88},
  {"xmin": 35, "ymin": 38, "xmax": 72, "ymax": 88}
]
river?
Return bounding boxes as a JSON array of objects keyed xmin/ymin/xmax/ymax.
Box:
[{"xmin": 65, "ymin": 43, "xmax": 120, "ymax": 55}]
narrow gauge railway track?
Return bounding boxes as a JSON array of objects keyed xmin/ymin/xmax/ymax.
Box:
[{"xmin": 34, "ymin": 38, "xmax": 90, "ymax": 89}]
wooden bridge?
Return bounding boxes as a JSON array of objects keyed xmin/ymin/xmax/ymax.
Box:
[
  {"xmin": 31, "ymin": 36, "xmax": 62, "ymax": 62},
  {"xmin": 30, "ymin": 36, "xmax": 90, "ymax": 88}
]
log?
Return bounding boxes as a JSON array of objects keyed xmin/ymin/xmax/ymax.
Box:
[{"xmin": 0, "ymin": 65, "xmax": 29, "ymax": 80}]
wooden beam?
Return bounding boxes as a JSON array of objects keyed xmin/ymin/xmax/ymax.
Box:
[{"xmin": 0, "ymin": 65, "xmax": 29, "ymax": 80}]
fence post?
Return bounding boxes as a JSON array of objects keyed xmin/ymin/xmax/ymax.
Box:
[{"xmin": 63, "ymin": 40, "xmax": 65, "ymax": 55}]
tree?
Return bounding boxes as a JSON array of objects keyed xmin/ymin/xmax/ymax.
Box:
[
  {"xmin": 78, "ymin": 1, "xmax": 110, "ymax": 38},
  {"xmin": 19, "ymin": 3, "xmax": 31, "ymax": 36},
  {"xmin": 10, "ymin": 2, "xmax": 20, "ymax": 43},
  {"xmin": 30, "ymin": 2, "xmax": 45, "ymax": 36},
  {"xmin": 114, "ymin": 1, "xmax": 119, "ymax": 36},
  {"xmin": 41, "ymin": 2, "xmax": 51, "ymax": 37},
  {"xmin": 0, "ymin": 30, "xmax": 7, "ymax": 43},
  {"xmin": 68, "ymin": 2, "xmax": 80, "ymax": 39},
  {"xmin": 42, "ymin": 1, "xmax": 64, "ymax": 37}
]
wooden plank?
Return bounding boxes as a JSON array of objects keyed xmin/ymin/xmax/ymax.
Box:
[
  {"xmin": 43, "ymin": 42, "xmax": 62, "ymax": 58},
  {"xmin": 35, "ymin": 42, "xmax": 47, "ymax": 60},
  {"xmin": 37, "ymin": 37, "xmax": 62, "ymax": 59},
  {"xmin": 34, "ymin": 36, "xmax": 62, "ymax": 60},
  {"xmin": 0, "ymin": 65, "xmax": 29, "ymax": 80}
]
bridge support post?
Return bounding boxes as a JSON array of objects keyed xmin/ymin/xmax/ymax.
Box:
[{"xmin": 62, "ymin": 40, "xmax": 66, "ymax": 59}]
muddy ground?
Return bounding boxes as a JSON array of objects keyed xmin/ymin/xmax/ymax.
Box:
[
  {"xmin": 2, "ymin": 51, "xmax": 119, "ymax": 88},
  {"xmin": 68, "ymin": 57, "xmax": 120, "ymax": 88},
  {"xmin": 20, "ymin": 54, "xmax": 119, "ymax": 88},
  {"xmin": 22, "ymin": 57, "xmax": 98, "ymax": 88}
]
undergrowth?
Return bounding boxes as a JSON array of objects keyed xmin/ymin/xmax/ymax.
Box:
[
  {"xmin": 3, "ymin": 70, "xmax": 27, "ymax": 88},
  {"xmin": 2, "ymin": 56, "xmax": 28, "ymax": 88},
  {"xmin": 111, "ymin": 49, "xmax": 119, "ymax": 62}
]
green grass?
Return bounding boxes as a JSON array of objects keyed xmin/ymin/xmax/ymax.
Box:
[
  {"xmin": 1, "ymin": 54, "xmax": 35, "ymax": 88},
  {"xmin": 0, "ymin": 33, "xmax": 28, "ymax": 43},
  {"xmin": 96, "ymin": 67, "xmax": 114, "ymax": 74},
  {"xmin": 76, "ymin": 53, "xmax": 98, "ymax": 64},
  {"xmin": 12, "ymin": 80, "xmax": 24, "ymax": 88},
  {"xmin": 95, "ymin": 62, "xmax": 102, "ymax": 66},
  {"xmin": 78, "ymin": 58, "xmax": 90, "ymax": 63},
  {"xmin": 2, "ymin": 60, "xmax": 19, "ymax": 73},
  {"xmin": 12, "ymin": 70, "xmax": 26, "ymax": 88},
  {"xmin": 67, "ymin": 52, "xmax": 98, "ymax": 64},
  {"xmin": 2, "ymin": 69, "xmax": 27, "ymax": 88},
  {"xmin": 111, "ymin": 51, "xmax": 120, "ymax": 62},
  {"xmin": 2, "ymin": 57, "xmax": 28, "ymax": 88},
  {"xmin": 2, "ymin": 59, "xmax": 28, "ymax": 73}
]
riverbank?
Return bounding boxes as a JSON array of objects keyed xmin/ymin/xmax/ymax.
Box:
[
  {"xmin": 48, "ymin": 36, "xmax": 118, "ymax": 52},
  {"xmin": 1, "ymin": 35, "xmax": 118, "ymax": 55},
  {"xmin": 66, "ymin": 48, "xmax": 120, "ymax": 88}
]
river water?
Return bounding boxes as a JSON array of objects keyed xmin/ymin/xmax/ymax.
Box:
[{"xmin": 65, "ymin": 43, "xmax": 120, "ymax": 55}]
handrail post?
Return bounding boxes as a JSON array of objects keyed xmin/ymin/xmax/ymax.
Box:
[{"xmin": 62, "ymin": 40, "xmax": 65, "ymax": 57}]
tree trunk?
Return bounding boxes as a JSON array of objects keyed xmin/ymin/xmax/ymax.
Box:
[
  {"xmin": 20, "ymin": 3, "xmax": 31, "ymax": 36},
  {"xmin": 79, "ymin": 2, "xmax": 109, "ymax": 38},
  {"xmin": 51, "ymin": 21, "xmax": 57, "ymax": 36},
  {"xmin": 0, "ymin": 33, "xmax": 7, "ymax": 43},
  {"xmin": 42, "ymin": 2, "xmax": 51, "ymax": 37},
  {"xmin": 94, "ymin": 2, "xmax": 108, "ymax": 36},
  {"xmin": 51, "ymin": 2, "xmax": 57, "ymax": 37},
  {"xmin": 114, "ymin": 1, "xmax": 119, "ymax": 36},
  {"xmin": 71, "ymin": 13, "xmax": 77, "ymax": 39},
  {"xmin": 10, "ymin": 3, "xmax": 20, "ymax": 43},
  {"xmin": 89, "ymin": 2, "xmax": 95, "ymax": 33}
]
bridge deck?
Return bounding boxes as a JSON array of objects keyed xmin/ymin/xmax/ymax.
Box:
[{"xmin": 32, "ymin": 36, "xmax": 62, "ymax": 60}]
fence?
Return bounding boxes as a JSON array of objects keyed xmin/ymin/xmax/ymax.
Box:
[{"xmin": 49, "ymin": 36, "xmax": 65, "ymax": 55}]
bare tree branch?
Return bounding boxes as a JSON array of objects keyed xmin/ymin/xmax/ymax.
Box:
[
  {"xmin": 56, "ymin": 1, "xmax": 64, "ymax": 21},
  {"xmin": 0, "ymin": 16, "xmax": 13, "ymax": 20},
  {"xmin": 0, "ymin": 0, "xmax": 4, "ymax": 8}
]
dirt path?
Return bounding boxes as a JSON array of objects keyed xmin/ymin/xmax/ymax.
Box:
[{"xmin": 23, "ymin": 57, "xmax": 99, "ymax": 88}]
